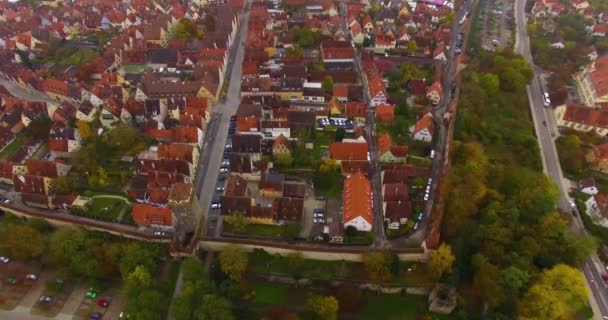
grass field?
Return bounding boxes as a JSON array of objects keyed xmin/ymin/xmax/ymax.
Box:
[
  {"xmin": 252, "ymin": 282, "xmax": 288, "ymax": 305},
  {"xmin": 358, "ymin": 295, "xmax": 454, "ymax": 320},
  {"xmin": 0, "ymin": 135, "xmax": 25, "ymax": 160},
  {"xmin": 70, "ymin": 196, "xmax": 129, "ymax": 222}
]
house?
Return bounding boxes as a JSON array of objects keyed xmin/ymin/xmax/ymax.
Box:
[
  {"xmin": 364, "ymin": 62, "xmax": 387, "ymax": 106},
  {"xmin": 132, "ymin": 203, "xmax": 173, "ymax": 230},
  {"xmin": 426, "ymin": 81, "xmax": 443, "ymax": 105},
  {"xmin": 554, "ymin": 103, "xmax": 608, "ymax": 136},
  {"xmin": 592, "ymin": 24, "xmax": 608, "ymax": 37},
  {"xmin": 329, "ymin": 221, "xmax": 344, "ymax": 243},
  {"xmin": 272, "ymin": 197, "xmax": 304, "ymax": 222},
  {"xmin": 272, "ymin": 134, "xmax": 291, "ymax": 156},
  {"xmin": 378, "ymin": 133, "xmax": 408, "ymax": 163},
  {"xmin": 580, "ymin": 177, "xmax": 599, "ymax": 195},
  {"xmin": 412, "ymin": 113, "xmax": 435, "ymax": 142},
  {"xmin": 571, "ymin": 0, "xmax": 589, "ymax": 10},
  {"xmin": 376, "ymin": 104, "xmax": 395, "ymax": 123},
  {"xmin": 321, "ymin": 40, "xmax": 355, "ymax": 64},
  {"xmin": 232, "ymin": 134, "xmax": 263, "ymax": 160},
  {"xmin": 333, "ymin": 86, "xmax": 349, "ymax": 104},
  {"xmin": 587, "ymin": 144, "xmax": 608, "ymax": 173},
  {"xmin": 573, "ymin": 55, "xmax": 608, "ymax": 107},
  {"xmin": 433, "ymin": 41, "xmax": 446, "ymax": 62},
  {"xmin": 584, "ymin": 193, "xmax": 608, "ymax": 228},
  {"xmin": 384, "ymin": 201, "xmax": 412, "ymax": 230},
  {"xmin": 343, "ymin": 172, "xmax": 372, "ymax": 232},
  {"xmin": 346, "ymin": 101, "xmax": 367, "ymax": 127},
  {"xmin": 328, "ymin": 141, "xmax": 368, "ymax": 164}
]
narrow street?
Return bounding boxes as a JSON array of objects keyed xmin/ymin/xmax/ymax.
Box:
[{"xmin": 193, "ymin": 2, "xmax": 251, "ymax": 239}]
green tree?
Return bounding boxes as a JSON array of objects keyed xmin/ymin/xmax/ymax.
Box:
[
  {"xmin": 48, "ymin": 227, "xmax": 100, "ymax": 278},
  {"xmin": 473, "ymin": 256, "xmax": 504, "ymax": 308},
  {"xmin": 306, "ymin": 295, "xmax": 339, "ymax": 320},
  {"xmin": 479, "ymin": 73, "xmax": 500, "ymax": 96},
  {"xmin": 194, "ymin": 294, "xmax": 234, "ymax": 320},
  {"xmin": 428, "ymin": 243, "xmax": 455, "ymax": 280},
  {"xmin": 286, "ymin": 252, "xmax": 304, "ymax": 277},
  {"xmin": 52, "ymin": 175, "xmax": 79, "ymax": 194},
  {"xmin": 362, "ymin": 251, "xmax": 392, "ymax": 282},
  {"xmin": 322, "ymin": 76, "xmax": 334, "ymax": 94},
  {"xmin": 119, "ymin": 242, "xmax": 161, "ymax": 279},
  {"xmin": 499, "ymin": 266, "xmax": 530, "ymax": 296},
  {"xmin": 24, "ymin": 115, "xmax": 53, "ymax": 140},
  {"xmin": 224, "ymin": 212, "xmax": 248, "ymax": 234},
  {"xmin": 174, "ymin": 18, "xmax": 204, "ymax": 40},
  {"xmin": 275, "ymin": 153, "xmax": 294, "ymax": 167},
  {"xmin": 219, "ymin": 245, "xmax": 248, "ymax": 282},
  {"xmin": 171, "ymin": 295, "xmax": 194, "ymax": 320},
  {"xmin": 1, "ymin": 225, "xmax": 45, "ymax": 260},
  {"xmin": 500, "ymin": 67, "xmax": 526, "ymax": 92},
  {"xmin": 407, "ymin": 40, "xmax": 418, "ymax": 53},
  {"xmin": 335, "ymin": 128, "xmax": 346, "ymax": 142},
  {"xmin": 519, "ymin": 264, "xmax": 588, "ymax": 320},
  {"xmin": 286, "ymin": 44, "xmax": 303, "ymax": 58},
  {"xmin": 76, "ymin": 121, "xmax": 93, "ymax": 139}
]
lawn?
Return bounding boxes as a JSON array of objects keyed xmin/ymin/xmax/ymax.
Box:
[
  {"xmin": 122, "ymin": 64, "xmax": 147, "ymax": 73},
  {"xmin": 357, "ymin": 295, "xmax": 454, "ymax": 320},
  {"xmin": 0, "ymin": 135, "xmax": 25, "ymax": 160},
  {"xmin": 252, "ymin": 282, "xmax": 288, "ymax": 305},
  {"xmin": 223, "ymin": 223, "xmax": 300, "ymax": 239},
  {"xmin": 70, "ymin": 196, "xmax": 129, "ymax": 222}
]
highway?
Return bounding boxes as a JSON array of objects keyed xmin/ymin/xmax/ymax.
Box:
[{"xmin": 514, "ymin": 0, "xmax": 608, "ymax": 317}]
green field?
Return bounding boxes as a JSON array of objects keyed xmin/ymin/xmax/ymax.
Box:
[
  {"xmin": 0, "ymin": 135, "xmax": 25, "ymax": 160},
  {"xmin": 358, "ymin": 295, "xmax": 454, "ymax": 320},
  {"xmin": 70, "ymin": 196, "xmax": 129, "ymax": 222}
]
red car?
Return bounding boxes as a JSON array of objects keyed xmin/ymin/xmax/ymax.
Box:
[
  {"xmin": 602, "ymin": 274, "xmax": 608, "ymax": 284},
  {"xmin": 97, "ymin": 299, "xmax": 109, "ymax": 308}
]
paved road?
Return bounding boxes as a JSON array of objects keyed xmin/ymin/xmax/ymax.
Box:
[
  {"xmin": 193, "ymin": 1, "xmax": 251, "ymax": 239},
  {"xmin": 514, "ymin": 0, "xmax": 608, "ymax": 318}
]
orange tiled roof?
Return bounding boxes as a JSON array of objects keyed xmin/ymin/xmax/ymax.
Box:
[
  {"xmin": 376, "ymin": 104, "xmax": 395, "ymax": 123},
  {"xmin": 132, "ymin": 203, "xmax": 172, "ymax": 226},
  {"xmin": 237, "ymin": 117, "xmax": 260, "ymax": 133},
  {"xmin": 343, "ymin": 172, "xmax": 372, "ymax": 225},
  {"xmin": 414, "ymin": 114, "xmax": 435, "ymax": 136},
  {"xmin": 329, "ymin": 142, "xmax": 368, "ymax": 161}
]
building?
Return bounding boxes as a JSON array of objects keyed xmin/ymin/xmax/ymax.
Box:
[
  {"xmin": 587, "ymin": 143, "xmax": 608, "ymax": 173},
  {"xmin": 573, "ymin": 55, "xmax": 608, "ymax": 107},
  {"xmin": 412, "ymin": 113, "xmax": 435, "ymax": 142},
  {"xmin": 132, "ymin": 204, "xmax": 173, "ymax": 231},
  {"xmin": 377, "ymin": 133, "xmax": 408, "ymax": 163},
  {"xmin": 554, "ymin": 103, "xmax": 608, "ymax": 136},
  {"xmin": 343, "ymin": 172, "xmax": 372, "ymax": 232}
]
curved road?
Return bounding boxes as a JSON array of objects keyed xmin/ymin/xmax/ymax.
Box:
[{"xmin": 514, "ymin": 0, "xmax": 608, "ymax": 318}]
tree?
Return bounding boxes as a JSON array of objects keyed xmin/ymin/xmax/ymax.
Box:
[
  {"xmin": 319, "ymin": 158, "xmax": 339, "ymax": 173},
  {"xmin": 174, "ymin": 18, "xmax": 204, "ymax": 40},
  {"xmin": 286, "ymin": 44, "xmax": 303, "ymax": 58},
  {"xmin": 52, "ymin": 175, "xmax": 79, "ymax": 194},
  {"xmin": 335, "ymin": 285, "xmax": 364, "ymax": 313},
  {"xmin": 500, "ymin": 67, "xmax": 526, "ymax": 92},
  {"xmin": 1, "ymin": 225, "xmax": 45, "ymax": 260},
  {"xmin": 306, "ymin": 295, "xmax": 339, "ymax": 320},
  {"xmin": 24, "ymin": 115, "xmax": 52, "ymax": 140},
  {"xmin": 224, "ymin": 212, "xmax": 248, "ymax": 234},
  {"xmin": 286, "ymin": 252, "xmax": 304, "ymax": 277},
  {"xmin": 265, "ymin": 305, "xmax": 299, "ymax": 320},
  {"xmin": 499, "ymin": 266, "xmax": 530, "ymax": 296},
  {"xmin": 407, "ymin": 40, "xmax": 418, "ymax": 53},
  {"xmin": 76, "ymin": 121, "xmax": 93, "ymax": 139},
  {"xmin": 519, "ymin": 264, "xmax": 588, "ymax": 320},
  {"xmin": 119, "ymin": 242, "xmax": 162, "ymax": 279},
  {"xmin": 48, "ymin": 227, "xmax": 100, "ymax": 278},
  {"xmin": 362, "ymin": 251, "xmax": 392, "ymax": 282},
  {"xmin": 219, "ymin": 245, "xmax": 248, "ymax": 282},
  {"xmin": 335, "ymin": 128, "xmax": 346, "ymax": 142},
  {"xmin": 194, "ymin": 294, "xmax": 234, "ymax": 320},
  {"xmin": 275, "ymin": 153, "xmax": 294, "ymax": 167},
  {"xmin": 479, "ymin": 73, "xmax": 500, "ymax": 96},
  {"xmin": 428, "ymin": 243, "xmax": 455, "ymax": 280},
  {"xmin": 322, "ymin": 76, "xmax": 334, "ymax": 94},
  {"xmin": 472, "ymin": 256, "xmax": 504, "ymax": 308},
  {"xmin": 171, "ymin": 295, "xmax": 194, "ymax": 320}
]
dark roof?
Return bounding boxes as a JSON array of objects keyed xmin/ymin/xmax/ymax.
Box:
[
  {"xmin": 287, "ymin": 110, "xmax": 316, "ymax": 129},
  {"xmin": 283, "ymin": 181, "xmax": 306, "ymax": 198},
  {"xmin": 236, "ymin": 104, "xmax": 263, "ymax": 118},
  {"xmin": 220, "ymin": 196, "xmax": 252, "ymax": 216},
  {"xmin": 147, "ymin": 48, "xmax": 179, "ymax": 64},
  {"xmin": 229, "ymin": 154, "xmax": 253, "ymax": 173},
  {"xmin": 231, "ymin": 134, "xmax": 262, "ymax": 153}
]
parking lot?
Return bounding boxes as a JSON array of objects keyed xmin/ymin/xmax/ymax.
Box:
[
  {"xmin": 0, "ymin": 260, "xmax": 124, "ymax": 319},
  {"xmin": 479, "ymin": 0, "xmax": 513, "ymax": 51}
]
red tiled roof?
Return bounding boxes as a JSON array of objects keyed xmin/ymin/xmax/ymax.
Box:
[
  {"xmin": 346, "ymin": 101, "xmax": 366, "ymax": 118},
  {"xmin": 132, "ymin": 203, "xmax": 172, "ymax": 226},
  {"xmin": 333, "ymin": 85, "xmax": 349, "ymax": 98},
  {"xmin": 329, "ymin": 142, "xmax": 368, "ymax": 161},
  {"xmin": 590, "ymin": 143, "xmax": 608, "ymax": 161},
  {"xmin": 158, "ymin": 143, "xmax": 194, "ymax": 163},
  {"xmin": 49, "ymin": 138, "xmax": 68, "ymax": 152},
  {"xmin": 25, "ymin": 160, "xmax": 57, "ymax": 177},
  {"xmin": 563, "ymin": 103, "xmax": 608, "ymax": 128},
  {"xmin": 376, "ymin": 104, "xmax": 395, "ymax": 123},
  {"xmin": 0, "ymin": 161, "xmax": 14, "ymax": 180},
  {"xmin": 414, "ymin": 114, "xmax": 435, "ymax": 136},
  {"xmin": 237, "ymin": 117, "xmax": 260, "ymax": 133},
  {"xmin": 343, "ymin": 172, "xmax": 372, "ymax": 225}
]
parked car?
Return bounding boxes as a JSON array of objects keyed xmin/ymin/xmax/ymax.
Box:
[
  {"xmin": 430, "ymin": 150, "xmax": 435, "ymax": 159},
  {"xmin": 315, "ymin": 196, "xmax": 326, "ymax": 201},
  {"xmin": 97, "ymin": 299, "xmax": 110, "ymax": 308},
  {"xmin": 417, "ymin": 212, "xmax": 423, "ymax": 221},
  {"xmin": 25, "ymin": 274, "xmax": 38, "ymax": 281},
  {"xmin": 39, "ymin": 296, "xmax": 54, "ymax": 304},
  {"xmin": 313, "ymin": 208, "xmax": 324, "ymax": 213},
  {"xmin": 0, "ymin": 256, "xmax": 9, "ymax": 263},
  {"xmin": 222, "ymin": 160, "xmax": 230, "ymax": 166},
  {"xmin": 6, "ymin": 277, "xmax": 17, "ymax": 285},
  {"xmin": 220, "ymin": 167, "xmax": 228, "ymax": 173},
  {"xmin": 569, "ymin": 200, "xmax": 576, "ymax": 208},
  {"xmin": 90, "ymin": 312, "xmax": 102, "ymax": 319},
  {"xmin": 216, "ymin": 186, "xmax": 225, "ymax": 192},
  {"xmin": 85, "ymin": 290, "xmax": 98, "ymax": 299},
  {"xmin": 424, "ymin": 193, "xmax": 429, "ymax": 201},
  {"xmin": 413, "ymin": 222, "xmax": 419, "ymax": 231},
  {"xmin": 211, "ymin": 202, "xmax": 221, "ymax": 209},
  {"xmin": 314, "ymin": 213, "xmax": 324, "ymax": 218}
]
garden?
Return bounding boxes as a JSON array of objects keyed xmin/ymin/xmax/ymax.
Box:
[{"xmin": 69, "ymin": 196, "xmax": 130, "ymax": 222}]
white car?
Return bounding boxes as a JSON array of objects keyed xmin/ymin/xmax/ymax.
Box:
[
  {"xmin": 430, "ymin": 150, "xmax": 435, "ymax": 159},
  {"xmin": 424, "ymin": 193, "xmax": 429, "ymax": 201},
  {"xmin": 0, "ymin": 256, "xmax": 9, "ymax": 263},
  {"xmin": 211, "ymin": 202, "xmax": 221, "ymax": 209},
  {"xmin": 39, "ymin": 296, "xmax": 54, "ymax": 303},
  {"xmin": 25, "ymin": 274, "xmax": 38, "ymax": 280},
  {"xmin": 216, "ymin": 186, "xmax": 225, "ymax": 192},
  {"xmin": 569, "ymin": 200, "xmax": 576, "ymax": 208},
  {"xmin": 220, "ymin": 167, "xmax": 228, "ymax": 173},
  {"xmin": 413, "ymin": 222, "xmax": 419, "ymax": 231}
]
